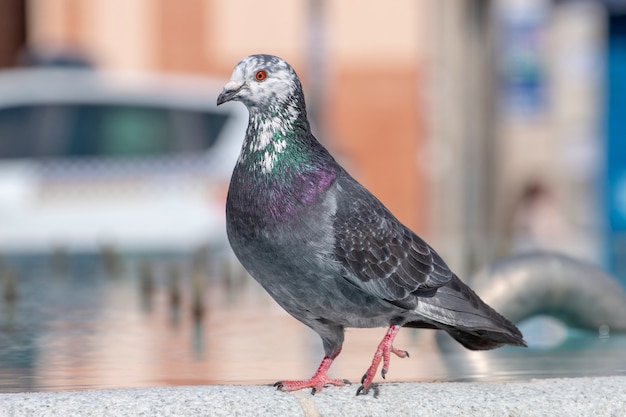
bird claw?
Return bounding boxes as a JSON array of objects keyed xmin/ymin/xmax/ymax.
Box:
[
  {"xmin": 356, "ymin": 383, "xmax": 379, "ymax": 398},
  {"xmin": 359, "ymin": 371, "xmax": 379, "ymax": 397},
  {"xmin": 382, "ymin": 348, "xmax": 409, "ymax": 379},
  {"xmin": 308, "ymin": 379, "xmax": 351, "ymax": 395},
  {"xmin": 272, "ymin": 355, "xmax": 349, "ymax": 394},
  {"xmin": 393, "ymin": 348, "xmax": 409, "ymax": 358},
  {"xmin": 274, "ymin": 376, "xmax": 348, "ymax": 394}
]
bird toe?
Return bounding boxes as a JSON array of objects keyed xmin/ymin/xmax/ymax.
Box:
[{"xmin": 356, "ymin": 383, "xmax": 379, "ymax": 397}]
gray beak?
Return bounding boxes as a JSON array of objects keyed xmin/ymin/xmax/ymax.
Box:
[{"xmin": 217, "ymin": 82, "xmax": 244, "ymax": 106}]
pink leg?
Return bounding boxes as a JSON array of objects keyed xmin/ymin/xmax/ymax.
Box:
[
  {"xmin": 274, "ymin": 351, "xmax": 349, "ymax": 395},
  {"xmin": 357, "ymin": 324, "xmax": 409, "ymax": 396}
]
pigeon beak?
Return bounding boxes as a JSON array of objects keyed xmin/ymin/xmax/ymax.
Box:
[{"xmin": 217, "ymin": 81, "xmax": 245, "ymax": 106}]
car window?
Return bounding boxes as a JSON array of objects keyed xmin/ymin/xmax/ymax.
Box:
[{"xmin": 0, "ymin": 103, "xmax": 229, "ymax": 159}]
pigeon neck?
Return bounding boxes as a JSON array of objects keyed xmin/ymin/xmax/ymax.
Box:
[
  {"xmin": 240, "ymin": 99, "xmax": 311, "ymax": 175},
  {"xmin": 230, "ymin": 98, "xmax": 339, "ymax": 225}
]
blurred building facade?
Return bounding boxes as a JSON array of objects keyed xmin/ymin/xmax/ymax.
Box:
[{"xmin": 1, "ymin": 0, "xmax": 623, "ymax": 279}]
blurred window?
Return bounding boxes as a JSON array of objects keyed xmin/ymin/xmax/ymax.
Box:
[{"xmin": 0, "ymin": 104, "xmax": 229, "ymax": 159}]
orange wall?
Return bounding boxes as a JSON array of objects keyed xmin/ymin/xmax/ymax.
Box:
[{"xmin": 328, "ymin": 68, "xmax": 426, "ymax": 231}]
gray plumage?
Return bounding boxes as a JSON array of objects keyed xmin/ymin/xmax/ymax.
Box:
[{"xmin": 217, "ymin": 54, "xmax": 525, "ymax": 395}]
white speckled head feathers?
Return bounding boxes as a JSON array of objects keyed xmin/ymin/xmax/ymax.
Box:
[{"xmin": 217, "ymin": 54, "xmax": 305, "ymax": 113}]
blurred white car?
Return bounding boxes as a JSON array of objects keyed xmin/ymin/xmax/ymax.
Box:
[{"xmin": 0, "ymin": 68, "xmax": 247, "ymax": 254}]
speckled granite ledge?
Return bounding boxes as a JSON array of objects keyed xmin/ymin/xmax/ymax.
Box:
[{"xmin": 1, "ymin": 376, "xmax": 624, "ymax": 417}]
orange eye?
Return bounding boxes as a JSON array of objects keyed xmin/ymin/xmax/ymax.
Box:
[{"xmin": 255, "ymin": 70, "xmax": 267, "ymax": 81}]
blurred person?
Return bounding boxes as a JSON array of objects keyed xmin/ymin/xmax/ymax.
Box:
[{"xmin": 508, "ymin": 180, "xmax": 571, "ymax": 254}]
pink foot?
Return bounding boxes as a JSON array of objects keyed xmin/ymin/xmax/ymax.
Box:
[
  {"xmin": 357, "ymin": 324, "xmax": 408, "ymax": 396},
  {"xmin": 274, "ymin": 355, "xmax": 349, "ymax": 395}
]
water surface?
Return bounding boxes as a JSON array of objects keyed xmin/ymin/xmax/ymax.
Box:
[{"xmin": 1, "ymin": 254, "xmax": 624, "ymax": 393}]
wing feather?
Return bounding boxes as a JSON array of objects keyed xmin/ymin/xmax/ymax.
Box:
[{"xmin": 333, "ymin": 172, "xmax": 452, "ymax": 304}]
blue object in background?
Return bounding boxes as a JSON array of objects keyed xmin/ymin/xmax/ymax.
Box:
[
  {"xmin": 496, "ymin": 0, "xmax": 548, "ymax": 119},
  {"xmin": 606, "ymin": 12, "xmax": 626, "ymax": 287}
]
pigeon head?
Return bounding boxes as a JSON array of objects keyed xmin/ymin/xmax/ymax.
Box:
[{"xmin": 217, "ymin": 54, "xmax": 306, "ymax": 113}]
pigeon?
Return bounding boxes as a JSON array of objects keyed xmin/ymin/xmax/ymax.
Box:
[{"xmin": 217, "ymin": 54, "xmax": 526, "ymax": 396}]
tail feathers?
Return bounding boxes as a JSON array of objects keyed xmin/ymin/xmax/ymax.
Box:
[
  {"xmin": 444, "ymin": 327, "xmax": 526, "ymax": 350},
  {"xmin": 411, "ymin": 274, "xmax": 526, "ymax": 350}
]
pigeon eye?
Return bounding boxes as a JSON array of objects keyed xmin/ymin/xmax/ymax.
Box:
[{"xmin": 255, "ymin": 70, "xmax": 267, "ymax": 81}]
